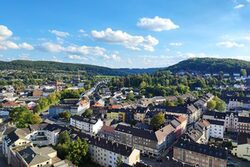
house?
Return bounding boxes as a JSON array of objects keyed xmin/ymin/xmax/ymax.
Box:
[
  {"xmin": 133, "ymin": 107, "xmax": 149, "ymax": 122},
  {"xmin": 12, "ymin": 146, "xmax": 57, "ymax": 167},
  {"xmin": 208, "ymin": 119, "xmax": 224, "ymax": 139},
  {"xmin": 238, "ymin": 116, "xmax": 250, "ymax": 134},
  {"xmin": 152, "ymin": 104, "xmax": 201, "ymax": 124},
  {"xmin": 106, "ymin": 109, "xmax": 126, "ymax": 122},
  {"xmin": 114, "ymin": 123, "xmax": 175, "ymax": 157},
  {"xmin": 186, "ymin": 119, "xmax": 211, "ymax": 144},
  {"xmin": 232, "ymin": 133, "xmax": 250, "ymax": 161},
  {"xmin": 88, "ymin": 136, "xmax": 140, "ymax": 167},
  {"xmin": 70, "ymin": 115, "xmax": 103, "ymax": 134},
  {"xmin": 170, "ymin": 115, "xmax": 187, "ymax": 138},
  {"xmin": 173, "ymin": 138, "xmax": 228, "ymax": 167}
]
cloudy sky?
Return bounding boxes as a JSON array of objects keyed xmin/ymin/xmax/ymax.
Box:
[{"xmin": 0, "ymin": 0, "xmax": 250, "ymax": 68}]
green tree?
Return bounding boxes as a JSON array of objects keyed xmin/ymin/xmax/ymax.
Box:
[
  {"xmin": 82, "ymin": 109, "xmax": 93, "ymax": 118},
  {"xmin": 215, "ymin": 100, "xmax": 226, "ymax": 112},
  {"xmin": 115, "ymin": 156, "xmax": 123, "ymax": 167},
  {"xmin": 31, "ymin": 114, "xmax": 42, "ymax": 124},
  {"xmin": 139, "ymin": 81, "xmax": 147, "ymax": 89},
  {"xmin": 207, "ymin": 100, "xmax": 216, "ymax": 111},
  {"xmin": 126, "ymin": 92, "xmax": 135, "ymax": 101},
  {"xmin": 58, "ymin": 131, "xmax": 71, "ymax": 144},
  {"xmin": 67, "ymin": 137, "xmax": 89, "ymax": 166},
  {"xmin": 59, "ymin": 111, "xmax": 71, "ymax": 121},
  {"xmin": 150, "ymin": 112, "xmax": 165, "ymax": 130},
  {"xmin": 241, "ymin": 69, "xmax": 247, "ymax": 77}
]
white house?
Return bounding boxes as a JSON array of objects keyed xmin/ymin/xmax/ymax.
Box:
[
  {"xmin": 70, "ymin": 115, "xmax": 103, "ymax": 134},
  {"xmin": 208, "ymin": 119, "xmax": 224, "ymax": 139}
]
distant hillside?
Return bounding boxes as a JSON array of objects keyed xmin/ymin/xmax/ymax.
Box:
[
  {"xmin": 164, "ymin": 58, "xmax": 250, "ymax": 74},
  {"xmin": 0, "ymin": 60, "xmax": 159, "ymax": 76}
]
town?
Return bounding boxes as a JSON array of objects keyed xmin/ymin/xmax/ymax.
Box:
[{"xmin": 1, "ymin": 67, "xmax": 250, "ymax": 167}]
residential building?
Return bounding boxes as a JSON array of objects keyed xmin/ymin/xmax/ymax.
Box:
[
  {"xmin": 70, "ymin": 115, "xmax": 103, "ymax": 134},
  {"xmin": 238, "ymin": 116, "xmax": 250, "ymax": 133},
  {"xmin": 208, "ymin": 119, "xmax": 224, "ymax": 139},
  {"xmin": 114, "ymin": 123, "xmax": 175, "ymax": 157},
  {"xmin": 232, "ymin": 133, "xmax": 250, "ymax": 161},
  {"xmin": 88, "ymin": 136, "xmax": 140, "ymax": 167},
  {"xmin": 173, "ymin": 138, "xmax": 228, "ymax": 167}
]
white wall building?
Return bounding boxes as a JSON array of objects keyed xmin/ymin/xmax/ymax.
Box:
[
  {"xmin": 70, "ymin": 115, "xmax": 103, "ymax": 134},
  {"xmin": 208, "ymin": 120, "xmax": 224, "ymax": 139}
]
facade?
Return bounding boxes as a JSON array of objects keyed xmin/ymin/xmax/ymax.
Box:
[
  {"xmin": 232, "ymin": 133, "xmax": 250, "ymax": 161},
  {"xmin": 70, "ymin": 115, "xmax": 103, "ymax": 134},
  {"xmin": 208, "ymin": 119, "xmax": 224, "ymax": 139},
  {"xmin": 88, "ymin": 137, "xmax": 140, "ymax": 167},
  {"xmin": 114, "ymin": 124, "xmax": 175, "ymax": 157},
  {"xmin": 173, "ymin": 139, "xmax": 228, "ymax": 167},
  {"xmin": 106, "ymin": 110, "xmax": 126, "ymax": 122},
  {"xmin": 238, "ymin": 116, "xmax": 250, "ymax": 133}
]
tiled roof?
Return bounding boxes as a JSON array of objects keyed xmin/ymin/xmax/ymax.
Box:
[{"xmin": 175, "ymin": 138, "xmax": 228, "ymax": 160}]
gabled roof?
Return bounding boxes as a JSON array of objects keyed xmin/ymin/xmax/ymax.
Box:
[
  {"xmin": 115, "ymin": 124, "xmax": 157, "ymax": 141},
  {"xmin": 175, "ymin": 138, "xmax": 228, "ymax": 160}
]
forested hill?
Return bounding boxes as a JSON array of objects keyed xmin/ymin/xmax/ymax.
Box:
[
  {"xmin": 0, "ymin": 60, "xmax": 159, "ymax": 76},
  {"xmin": 164, "ymin": 58, "xmax": 250, "ymax": 74}
]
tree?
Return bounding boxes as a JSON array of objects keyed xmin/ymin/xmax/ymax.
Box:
[
  {"xmin": 215, "ymin": 100, "xmax": 226, "ymax": 112},
  {"xmin": 241, "ymin": 69, "xmax": 247, "ymax": 77},
  {"xmin": 67, "ymin": 137, "xmax": 89, "ymax": 166},
  {"xmin": 59, "ymin": 111, "xmax": 71, "ymax": 121},
  {"xmin": 207, "ymin": 100, "xmax": 216, "ymax": 111},
  {"xmin": 115, "ymin": 156, "xmax": 123, "ymax": 167},
  {"xmin": 31, "ymin": 114, "xmax": 42, "ymax": 124},
  {"xmin": 126, "ymin": 92, "xmax": 135, "ymax": 101},
  {"xmin": 150, "ymin": 112, "xmax": 165, "ymax": 130},
  {"xmin": 58, "ymin": 131, "xmax": 71, "ymax": 144},
  {"xmin": 56, "ymin": 143, "xmax": 69, "ymax": 159},
  {"xmin": 139, "ymin": 81, "xmax": 147, "ymax": 89},
  {"xmin": 82, "ymin": 109, "xmax": 93, "ymax": 118}
]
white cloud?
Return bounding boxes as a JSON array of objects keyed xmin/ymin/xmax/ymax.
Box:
[
  {"xmin": 18, "ymin": 42, "xmax": 34, "ymax": 50},
  {"xmin": 234, "ymin": 4, "xmax": 245, "ymax": 9},
  {"xmin": 169, "ymin": 42, "xmax": 183, "ymax": 46},
  {"xmin": 0, "ymin": 25, "xmax": 13, "ymax": 41},
  {"xmin": 216, "ymin": 41, "xmax": 244, "ymax": 48},
  {"xmin": 41, "ymin": 42, "xmax": 121, "ymax": 61},
  {"xmin": 0, "ymin": 25, "xmax": 33, "ymax": 50},
  {"xmin": 91, "ymin": 28, "xmax": 159, "ymax": 51},
  {"xmin": 137, "ymin": 16, "xmax": 179, "ymax": 31},
  {"xmin": 67, "ymin": 54, "xmax": 82, "ymax": 60},
  {"xmin": 49, "ymin": 30, "xmax": 69, "ymax": 38}
]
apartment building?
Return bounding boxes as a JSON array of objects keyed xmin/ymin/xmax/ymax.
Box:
[
  {"xmin": 238, "ymin": 116, "xmax": 250, "ymax": 134},
  {"xmin": 114, "ymin": 123, "xmax": 175, "ymax": 157},
  {"xmin": 208, "ymin": 119, "xmax": 225, "ymax": 139},
  {"xmin": 232, "ymin": 133, "xmax": 250, "ymax": 161},
  {"xmin": 87, "ymin": 136, "xmax": 140, "ymax": 167},
  {"xmin": 70, "ymin": 115, "xmax": 103, "ymax": 134},
  {"xmin": 173, "ymin": 138, "xmax": 228, "ymax": 167}
]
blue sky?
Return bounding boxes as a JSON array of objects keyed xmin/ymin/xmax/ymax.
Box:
[{"xmin": 0, "ymin": 0, "xmax": 250, "ymax": 68}]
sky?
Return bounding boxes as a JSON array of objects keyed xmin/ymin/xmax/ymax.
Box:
[{"xmin": 0, "ymin": 0, "xmax": 250, "ymax": 68}]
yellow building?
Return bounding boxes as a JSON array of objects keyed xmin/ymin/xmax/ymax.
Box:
[
  {"xmin": 106, "ymin": 111, "xmax": 126, "ymax": 122},
  {"xmin": 232, "ymin": 133, "xmax": 250, "ymax": 161}
]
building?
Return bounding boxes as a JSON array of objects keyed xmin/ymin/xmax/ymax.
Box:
[
  {"xmin": 173, "ymin": 138, "xmax": 228, "ymax": 167},
  {"xmin": 238, "ymin": 116, "xmax": 250, "ymax": 134},
  {"xmin": 208, "ymin": 119, "xmax": 224, "ymax": 139},
  {"xmin": 133, "ymin": 107, "xmax": 149, "ymax": 122},
  {"xmin": 106, "ymin": 109, "xmax": 126, "ymax": 122},
  {"xmin": 152, "ymin": 104, "xmax": 201, "ymax": 124},
  {"xmin": 186, "ymin": 119, "xmax": 210, "ymax": 144},
  {"xmin": 232, "ymin": 133, "xmax": 250, "ymax": 161},
  {"xmin": 114, "ymin": 123, "xmax": 175, "ymax": 157},
  {"xmin": 12, "ymin": 146, "xmax": 57, "ymax": 167},
  {"xmin": 70, "ymin": 115, "xmax": 103, "ymax": 134},
  {"xmin": 87, "ymin": 136, "xmax": 140, "ymax": 167}
]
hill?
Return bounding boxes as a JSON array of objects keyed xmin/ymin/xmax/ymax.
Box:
[
  {"xmin": 164, "ymin": 58, "xmax": 250, "ymax": 74},
  {"xmin": 0, "ymin": 60, "xmax": 159, "ymax": 76}
]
